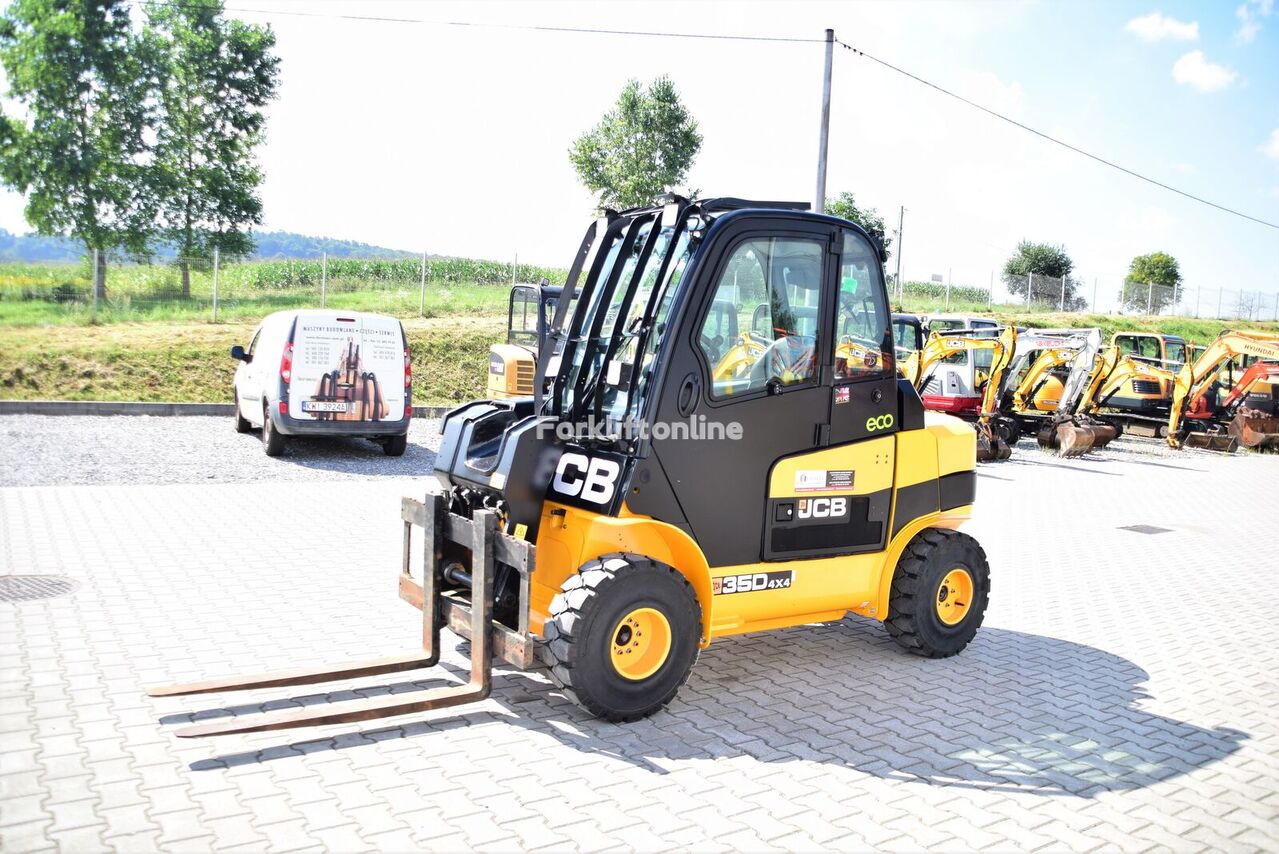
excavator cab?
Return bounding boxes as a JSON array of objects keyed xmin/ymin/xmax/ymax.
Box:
[
  {"xmin": 151, "ymin": 197, "xmax": 989, "ymax": 732},
  {"xmin": 487, "ymin": 283, "xmax": 574, "ymax": 399}
]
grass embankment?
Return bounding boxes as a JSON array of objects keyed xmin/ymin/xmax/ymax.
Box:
[{"xmin": 0, "ymin": 318, "xmax": 503, "ymax": 405}]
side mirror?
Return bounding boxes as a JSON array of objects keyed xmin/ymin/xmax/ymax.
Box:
[{"xmin": 231, "ymin": 345, "xmax": 248, "ymax": 362}]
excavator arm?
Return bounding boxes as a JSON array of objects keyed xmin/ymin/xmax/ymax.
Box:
[
  {"xmin": 1169, "ymin": 331, "xmax": 1279, "ymax": 450},
  {"xmin": 914, "ymin": 326, "xmax": 1016, "ymax": 461}
]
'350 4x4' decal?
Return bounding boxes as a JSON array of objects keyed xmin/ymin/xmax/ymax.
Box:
[{"xmin": 712, "ymin": 570, "xmax": 795, "ymax": 595}]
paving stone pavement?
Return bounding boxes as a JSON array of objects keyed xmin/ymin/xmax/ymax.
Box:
[{"xmin": 2, "ymin": 435, "xmax": 1278, "ymax": 852}]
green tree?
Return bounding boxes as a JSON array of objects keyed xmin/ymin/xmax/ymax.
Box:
[
  {"xmin": 1122, "ymin": 251, "xmax": 1182, "ymax": 314},
  {"xmin": 0, "ymin": 0, "xmax": 152, "ymax": 298},
  {"xmin": 825, "ymin": 192, "xmax": 892, "ymax": 260},
  {"xmin": 1002, "ymin": 240, "xmax": 1085, "ymax": 308},
  {"xmin": 145, "ymin": 0, "xmax": 279, "ymax": 297},
  {"xmin": 569, "ymin": 76, "xmax": 702, "ymax": 210}
]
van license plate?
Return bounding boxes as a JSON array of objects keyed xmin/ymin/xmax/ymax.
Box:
[{"xmin": 302, "ymin": 400, "xmax": 348, "ymax": 413}]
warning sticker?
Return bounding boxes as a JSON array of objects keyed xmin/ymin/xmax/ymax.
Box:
[{"xmin": 794, "ymin": 469, "xmax": 855, "ymax": 493}]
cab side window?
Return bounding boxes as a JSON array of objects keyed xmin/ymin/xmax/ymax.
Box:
[
  {"xmin": 698, "ymin": 238, "xmax": 824, "ymax": 398},
  {"xmin": 834, "ymin": 233, "xmax": 891, "ymax": 381}
]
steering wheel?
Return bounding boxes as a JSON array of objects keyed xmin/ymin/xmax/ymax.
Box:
[{"xmin": 763, "ymin": 335, "xmax": 816, "ymax": 385}]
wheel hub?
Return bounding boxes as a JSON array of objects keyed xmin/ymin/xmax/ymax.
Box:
[
  {"xmin": 935, "ymin": 568, "xmax": 974, "ymax": 626},
  {"xmin": 610, "ymin": 607, "xmax": 672, "ymax": 681}
]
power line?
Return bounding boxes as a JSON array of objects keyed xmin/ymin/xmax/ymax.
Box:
[
  {"xmin": 135, "ymin": 1, "xmax": 823, "ymax": 43},
  {"xmin": 835, "ymin": 39, "xmax": 1279, "ymax": 232}
]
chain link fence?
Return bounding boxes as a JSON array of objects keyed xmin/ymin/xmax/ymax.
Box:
[
  {"xmin": 890, "ymin": 270, "xmax": 1279, "ymax": 322},
  {"xmin": 3, "ymin": 252, "xmax": 1276, "ymax": 326},
  {"xmin": 0, "ymin": 250, "xmax": 566, "ymax": 325}
]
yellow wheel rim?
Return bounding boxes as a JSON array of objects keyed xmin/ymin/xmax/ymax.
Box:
[
  {"xmin": 936, "ymin": 568, "xmax": 974, "ymax": 626},
  {"xmin": 609, "ymin": 607, "xmax": 672, "ymax": 681}
]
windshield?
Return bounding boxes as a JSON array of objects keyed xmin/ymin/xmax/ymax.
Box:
[{"xmin": 553, "ymin": 210, "xmax": 697, "ymax": 431}]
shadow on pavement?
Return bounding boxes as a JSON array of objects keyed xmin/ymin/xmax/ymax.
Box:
[
  {"xmin": 235, "ymin": 431, "xmax": 438, "ymax": 476},
  {"xmin": 175, "ymin": 623, "xmax": 1244, "ymax": 798}
]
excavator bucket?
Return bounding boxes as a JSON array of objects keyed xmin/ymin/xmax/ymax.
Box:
[
  {"xmin": 974, "ymin": 423, "xmax": 1012, "ymax": 462},
  {"xmin": 145, "ymin": 496, "xmax": 535, "ymax": 737},
  {"xmin": 1182, "ymin": 432, "xmax": 1239, "ymax": 452},
  {"xmin": 1036, "ymin": 420, "xmax": 1117, "ymax": 458},
  {"xmin": 1228, "ymin": 411, "xmax": 1279, "ymax": 450}
]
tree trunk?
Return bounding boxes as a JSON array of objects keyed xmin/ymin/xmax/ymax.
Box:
[{"xmin": 180, "ymin": 259, "xmax": 191, "ymax": 300}]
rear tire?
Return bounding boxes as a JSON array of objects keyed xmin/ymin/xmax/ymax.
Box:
[
  {"xmin": 234, "ymin": 392, "xmax": 252, "ymax": 434},
  {"xmin": 886, "ymin": 529, "xmax": 990, "ymax": 658},
  {"xmin": 542, "ymin": 555, "xmax": 700, "ymax": 722},
  {"xmin": 382, "ymin": 433, "xmax": 408, "ymax": 457},
  {"xmin": 262, "ymin": 406, "xmax": 285, "ymax": 457}
]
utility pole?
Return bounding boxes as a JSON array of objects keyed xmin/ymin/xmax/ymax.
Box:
[
  {"xmin": 1092, "ymin": 277, "xmax": 1098, "ymax": 313},
  {"xmin": 893, "ymin": 205, "xmax": 904, "ymax": 300},
  {"xmin": 814, "ymin": 28, "xmax": 834, "ymax": 214},
  {"xmin": 945, "ymin": 268, "xmax": 952, "ymax": 310},
  {"xmin": 321, "ymin": 252, "xmax": 327, "ymax": 307}
]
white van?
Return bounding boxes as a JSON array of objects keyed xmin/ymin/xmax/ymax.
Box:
[{"xmin": 231, "ymin": 310, "xmax": 412, "ymax": 456}]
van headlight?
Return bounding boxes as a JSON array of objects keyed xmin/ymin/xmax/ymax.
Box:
[{"xmin": 488, "ymin": 354, "xmax": 505, "ymax": 375}]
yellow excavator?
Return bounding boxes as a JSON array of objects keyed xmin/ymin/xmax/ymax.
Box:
[
  {"xmin": 149, "ymin": 196, "xmax": 992, "ymax": 734},
  {"xmin": 1168, "ymin": 330, "xmax": 1279, "ymax": 451},
  {"xmin": 912, "ymin": 326, "xmax": 1017, "ymax": 461},
  {"xmin": 993, "ymin": 327, "xmax": 1119, "ymax": 457},
  {"xmin": 487, "ymin": 283, "xmax": 574, "ymax": 399}
]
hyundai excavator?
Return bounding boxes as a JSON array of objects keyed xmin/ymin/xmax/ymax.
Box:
[
  {"xmin": 149, "ymin": 197, "xmax": 991, "ymax": 734},
  {"xmin": 1168, "ymin": 330, "xmax": 1279, "ymax": 451},
  {"xmin": 912, "ymin": 326, "xmax": 1016, "ymax": 460}
]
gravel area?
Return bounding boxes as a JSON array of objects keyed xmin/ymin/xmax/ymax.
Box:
[
  {"xmin": 0, "ymin": 413, "xmax": 1249, "ymax": 489},
  {"xmin": 0, "ymin": 414, "xmax": 444, "ymax": 487}
]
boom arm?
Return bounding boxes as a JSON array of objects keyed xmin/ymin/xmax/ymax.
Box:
[{"xmin": 1169, "ymin": 331, "xmax": 1279, "ymax": 447}]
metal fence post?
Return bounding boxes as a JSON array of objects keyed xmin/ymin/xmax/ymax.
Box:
[
  {"xmin": 1216, "ymin": 289, "xmax": 1223, "ymax": 319},
  {"xmin": 320, "ymin": 252, "xmax": 327, "ymax": 307},
  {"xmin": 1092, "ymin": 277, "xmax": 1098, "ymax": 313},
  {"xmin": 1146, "ymin": 282, "xmax": 1152, "ymax": 315},
  {"xmin": 1274, "ymin": 293, "xmax": 1278, "ymax": 322},
  {"xmin": 419, "ymin": 250, "xmax": 427, "ymax": 317},
  {"xmin": 1194, "ymin": 287, "xmax": 1200, "ymax": 318},
  {"xmin": 1257, "ymin": 290, "xmax": 1263, "ymax": 321},
  {"xmin": 211, "ymin": 247, "xmax": 220, "ymax": 323},
  {"xmin": 945, "ymin": 268, "xmax": 951, "ymax": 310},
  {"xmin": 1026, "ymin": 273, "xmax": 1032, "ymax": 308},
  {"xmin": 91, "ymin": 249, "xmax": 99, "ymax": 322},
  {"xmin": 988, "ymin": 271, "xmax": 993, "ymax": 308},
  {"xmin": 1059, "ymin": 275, "xmax": 1066, "ymax": 311},
  {"xmin": 511, "ymin": 253, "xmax": 518, "ymax": 287}
]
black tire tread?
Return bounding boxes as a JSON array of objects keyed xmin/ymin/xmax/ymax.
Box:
[
  {"xmin": 885, "ymin": 529, "xmax": 990, "ymax": 658},
  {"xmin": 542, "ymin": 554, "xmax": 700, "ymax": 722}
]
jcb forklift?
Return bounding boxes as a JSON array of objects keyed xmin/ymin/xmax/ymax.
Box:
[{"xmin": 151, "ymin": 197, "xmax": 989, "ymax": 732}]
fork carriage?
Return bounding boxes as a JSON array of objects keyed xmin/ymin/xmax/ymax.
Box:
[{"xmin": 148, "ymin": 493, "xmax": 535, "ymax": 737}]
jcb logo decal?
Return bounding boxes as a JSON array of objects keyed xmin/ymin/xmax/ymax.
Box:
[
  {"xmin": 865, "ymin": 414, "xmax": 895, "ymax": 432},
  {"xmin": 798, "ymin": 496, "xmax": 848, "ymax": 520},
  {"xmin": 551, "ymin": 452, "xmax": 620, "ymax": 505}
]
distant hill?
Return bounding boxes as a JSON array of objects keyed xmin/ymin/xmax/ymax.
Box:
[{"xmin": 0, "ymin": 229, "xmax": 415, "ymax": 262}]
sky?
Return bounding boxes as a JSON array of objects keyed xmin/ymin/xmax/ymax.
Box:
[{"xmin": 1, "ymin": 0, "xmax": 1276, "ymax": 307}]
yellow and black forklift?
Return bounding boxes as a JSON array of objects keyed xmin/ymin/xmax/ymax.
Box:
[{"xmin": 151, "ymin": 197, "xmax": 989, "ymax": 732}]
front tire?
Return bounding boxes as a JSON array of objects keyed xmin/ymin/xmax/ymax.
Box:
[
  {"xmin": 886, "ymin": 529, "xmax": 990, "ymax": 658},
  {"xmin": 234, "ymin": 392, "xmax": 252, "ymax": 433},
  {"xmin": 262, "ymin": 406, "xmax": 286, "ymax": 457},
  {"xmin": 542, "ymin": 555, "xmax": 700, "ymax": 722}
]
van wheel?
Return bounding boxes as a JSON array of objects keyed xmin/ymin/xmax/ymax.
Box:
[
  {"xmin": 262, "ymin": 406, "xmax": 286, "ymax": 456},
  {"xmin": 234, "ymin": 392, "xmax": 252, "ymax": 433},
  {"xmin": 381, "ymin": 433, "xmax": 408, "ymax": 457},
  {"xmin": 542, "ymin": 555, "xmax": 700, "ymax": 722},
  {"xmin": 885, "ymin": 529, "xmax": 990, "ymax": 658}
]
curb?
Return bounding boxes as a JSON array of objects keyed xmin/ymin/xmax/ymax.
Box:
[{"xmin": 0, "ymin": 400, "xmax": 456, "ymax": 419}]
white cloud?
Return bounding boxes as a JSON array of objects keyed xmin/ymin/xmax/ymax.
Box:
[
  {"xmin": 1261, "ymin": 129, "xmax": 1279, "ymax": 160},
  {"xmin": 1172, "ymin": 51, "xmax": 1238, "ymax": 92},
  {"xmin": 1236, "ymin": 0, "xmax": 1274, "ymax": 43},
  {"xmin": 1125, "ymin": 11, "xmax": 1199, "ymax": 41}
]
